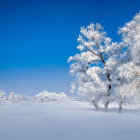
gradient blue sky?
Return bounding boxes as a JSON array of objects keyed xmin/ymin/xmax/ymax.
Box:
[{"xmin": 0, "ymin": 0, "xmax": 140, "ymax": 95}]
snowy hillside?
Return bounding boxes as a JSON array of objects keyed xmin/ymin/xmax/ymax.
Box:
[{"xmin": 0, "ymin": 101, "xmax": 140, "ymax": 140}]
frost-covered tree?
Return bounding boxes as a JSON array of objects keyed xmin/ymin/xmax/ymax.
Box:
[
  {"xmin": 8, "ymin": 92, "xmax": 30, "ymax": 103},
  {"xmin": 68, "ymin": 23, "xmax": 120, "ymax": 110},
  {"xmin": 110, "ymin": 12, "xmax": 140, "ymax": 112},
  {"xmin": 35, "ymin": 91, "xmax": 67, "ymax": 102},
  {"xmin": 0, "ymin": 90, "xmax": 7, "ymax": 103},
  {"xmin": 0, "ymin": 90, "xmax": 67, "ymax": 104},
  {"xmin": 120, "ymin": 13, "xmax": 140, "ymax": 100}
]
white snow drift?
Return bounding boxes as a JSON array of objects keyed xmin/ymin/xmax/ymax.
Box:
[{"xmin": 0, "ymin": 101, "xmax": 140, "ymax": 140}]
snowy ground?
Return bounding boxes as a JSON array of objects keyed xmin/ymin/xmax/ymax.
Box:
[{"xmin": 0, "ymin": 101, "xmax": 140, "ymax": 140}]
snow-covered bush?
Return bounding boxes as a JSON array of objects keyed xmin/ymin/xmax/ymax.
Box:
[
  {"xmin": 8, "ymin": 92, "xmax": 31, "ymax": 103},
  {"xmin": 0, "ymin": 90, "xmax": 67, "ymax": 104},
  {"xmin": 0, "ymin": 90, "xmax": 7, "ymax": 103},
  {"xmin": 35, "ymin": 91, "xmax": 67, "ymax": 102}
]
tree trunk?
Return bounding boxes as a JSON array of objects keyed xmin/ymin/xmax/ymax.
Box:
[
  {"xmin": 119, "ymin": 96, "xmax": 123, "ymax": 113},
  {"xmin": 92, "ymin": 100, "xmax": 99, "ymax": 110},
  {"xmin": 100, "ymin": 56, "xmax": 111, "ymax": 112},
  {"xmin": 104, "ymin": 70, "xmax": 111, "ymax": 111}
]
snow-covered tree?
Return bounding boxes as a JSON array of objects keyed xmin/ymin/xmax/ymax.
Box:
[
  {"xmin": 68, "ymin": 23, "xmax": 120, "ymax": 110},
  {"xmin": 110, "ymin": 11, "xmax": 140, "ymax": 112},
  {"xmin": 35, "ymin": 91, "xmax": 67, "ymax": 102},
  {"xmin": 8, "ymin": 92, "xmax": 30, "ymax": 103},
  {"xmin": 0, "ymin": 90, "xmax": 67, "ymax": 104},
  {"xmin": 0, "ymin": 90, "xmax": 7, "ymax": 103}
]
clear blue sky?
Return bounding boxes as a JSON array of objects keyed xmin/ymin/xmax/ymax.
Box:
[{"xmin": 0, "ymin": 0, "xmax": 140, "ymax": 95}]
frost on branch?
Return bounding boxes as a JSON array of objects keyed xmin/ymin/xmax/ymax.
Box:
[{"xmin": 119, "ymin": 11, "xmax": 140, "ymax": 65}]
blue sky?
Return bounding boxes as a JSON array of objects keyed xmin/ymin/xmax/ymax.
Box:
[{"xmin": 0, "ymin": 0, "xmax": 140, "ymax": 95}]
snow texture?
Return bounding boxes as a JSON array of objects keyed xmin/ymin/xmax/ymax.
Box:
[{"xmin": 0, "ymin": 101, "xmax": 140, "ymax": 140}]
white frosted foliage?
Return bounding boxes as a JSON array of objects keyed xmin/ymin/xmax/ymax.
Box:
[
  {"xmin": 35, "ymin": 91, "xmax": 67, "ymax": 102},
  {"xmin": 68, "ymin": 23, "xmax": 120, "ymax": 110}
]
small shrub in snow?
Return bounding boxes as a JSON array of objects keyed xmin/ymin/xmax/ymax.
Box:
[
  {"xmin": 35, "ymin": 91, "xmax": 67, "ymax": 102},
  {"xmin": 8, "ymin": 92, "xmax": 31, "ymax": 103},
  {"xmin": 0, "ymin": 90, "xmax": 7, "ymax": 103}
]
